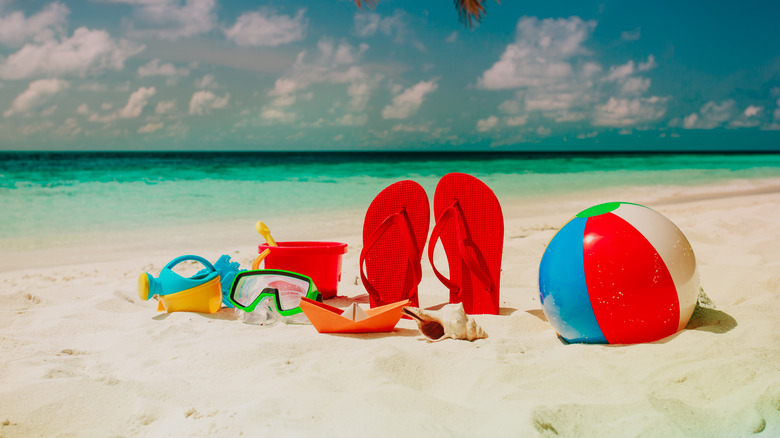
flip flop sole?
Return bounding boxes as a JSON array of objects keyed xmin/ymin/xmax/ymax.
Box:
[
  {"xmin": 362, "ymin": 180, "xmax": 430, "ymax": 307},
  {"xmin": 433, "ymin": 173, "xmax": 504, "ymax": 314}
]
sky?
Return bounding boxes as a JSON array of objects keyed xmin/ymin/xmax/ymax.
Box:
[{"xmin": 0, "ymin": 0, "xmax": 779, "ymax": 152}]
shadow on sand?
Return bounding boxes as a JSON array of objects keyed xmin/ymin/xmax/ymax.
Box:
[
  {"xmin": 522, "ymin": 303, "xmax": 736, "ymax": 346},
  {"xmin": 685, "ymin": 305, "xmax": 737, "ymax": 334},
  {"xmin": 525, "ymin": 308, "xmax": 548, "ymax": 322},
  {"xmin": 324, "ymin": 328, "xmax": 421, "ymax": 340},
  {"xmin": 151, "ymin": 307, "xmax": 240, "ymax": 321}
]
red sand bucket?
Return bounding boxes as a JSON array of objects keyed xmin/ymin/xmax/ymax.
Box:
[{"xmin": 258, "ymin": 241, "xmax": 348, "ymax": 299}]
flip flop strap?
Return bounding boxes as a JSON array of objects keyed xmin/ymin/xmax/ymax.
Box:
[
  {"xmin": 428, "ymin": 201, "xmax": 495, "ymax": 299},
  {"xmin": 360, "ymin": 209, "xmax": 422, "ymax": 306}
]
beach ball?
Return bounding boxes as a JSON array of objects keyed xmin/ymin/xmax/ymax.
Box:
[{"xmin": 538, "ymin": 202, "xmax": 699, "ymax": 344}]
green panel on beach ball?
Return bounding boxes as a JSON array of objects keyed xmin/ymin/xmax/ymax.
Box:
[
  {"xmin": 576, "ymin": 202, "xmax": 620, "ymax": 218},
  {"xmin": 576, "ymin": 202, "xmax": 650, "ymax": 219}
]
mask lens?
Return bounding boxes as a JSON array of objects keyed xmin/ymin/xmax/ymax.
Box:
[
  {"xmin": 268, "ymin": 277, "xmax": 310, "ymax": 310},
  {"xmin": 231, "ymin": 275, "xmax": 267, "ymax": 307}
]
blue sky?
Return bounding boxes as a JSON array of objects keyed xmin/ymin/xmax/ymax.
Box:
[{"xmin": 0, "ymin": 0, "xmax": 778, "ymax": 151}]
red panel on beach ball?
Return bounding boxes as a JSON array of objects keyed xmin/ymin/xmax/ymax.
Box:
[{"xmin": 583, "ymin": 213, "xmax": 680, "ymax": 344}]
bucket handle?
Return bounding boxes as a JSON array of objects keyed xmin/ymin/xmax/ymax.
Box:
[
  {"xmin": 251, "ymin": 249, "xmax": 271, "ymax": 270},
  {"xmin": 165, "ymin": 255, "xmax": 216, "ymax": 272}
]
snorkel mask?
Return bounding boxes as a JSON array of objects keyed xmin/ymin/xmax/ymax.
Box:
[{"xmin": 229, "ymin": 269, "xmax": 322, "ymax": 324}]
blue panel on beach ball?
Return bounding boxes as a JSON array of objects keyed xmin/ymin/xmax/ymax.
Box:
[{"xmin": 538, "ymin": 217, "xmax": 607, "ymax": 343}]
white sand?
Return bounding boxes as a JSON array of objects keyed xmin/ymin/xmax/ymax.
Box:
[{"xmin": 2, "ymin": 179, "xmax": 780, "ymax": 437}]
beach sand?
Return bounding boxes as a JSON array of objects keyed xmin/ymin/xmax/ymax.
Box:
[{"xmin": 1, "ymin": 179, "xmax": 779, "ymax": 437}]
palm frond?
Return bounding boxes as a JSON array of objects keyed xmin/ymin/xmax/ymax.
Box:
[
  {"xmin": 352, "ymin": 0, "xmax": 494, "ymax": 28},
  {"xmin": 454, "ymin": 0, "xmax": 489, "ymax": 29},
  {"xmin": 353, "ymin": 0, "xmax": 377, "ymax": 10}
]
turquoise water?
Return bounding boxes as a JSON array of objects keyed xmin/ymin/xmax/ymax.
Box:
[{"xmin": 2, "ymin": 152, "xmax": 780, "ymax": 243}]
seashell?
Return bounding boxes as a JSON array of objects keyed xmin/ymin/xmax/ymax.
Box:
[{"xmin": 402, "ymin": 303, "xmax": 487, "ymax": 342}]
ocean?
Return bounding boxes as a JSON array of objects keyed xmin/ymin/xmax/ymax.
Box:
[{"xmin": 2, "ymin": 151, "xmax": 780, "ymax": 248}]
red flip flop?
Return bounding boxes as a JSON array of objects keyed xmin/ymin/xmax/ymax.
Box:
[
  {"xmin": 428, "ymin": 173, "xmax": 504, "ymax": 314},
  {"xmin": 361, "ymin": 181, "xmax": 430, "ymax": 308}
]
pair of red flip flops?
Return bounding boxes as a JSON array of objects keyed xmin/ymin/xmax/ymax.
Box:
[{"xmin": 359, "ymin": 173, "xmax": 504, "ymax": 315}]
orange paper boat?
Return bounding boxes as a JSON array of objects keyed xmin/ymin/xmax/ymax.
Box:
[{"xmin": 300, "ymin": 298, "xmax": 410, "ymax": 334}]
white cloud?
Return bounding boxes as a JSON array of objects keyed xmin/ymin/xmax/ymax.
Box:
[
  {"xmin": 682, "ymin": 113, "xmax": 698, "ymax": 129},
  {"xmin": 271, "ymin": 94, "xmax": 296, "ymax": 107},
  {"xmin": 78, "ymin": 83, "xmax": 108, "ymax": 92},
  {"xmin": 101, "ymin": 0, "xmax": 216, "ymax": 40},
  {"xmin": 729, "ymin": 105, "xmax": 764, "ymax": 128},
  {"xmin": 354, "ymin": 12, "xmax": 380, "ymax": 37},
  {"xmin": 593, "ymin": 96, "xmax": 668, "ymax": 127},
  {"xmin": 526, "ymin": 92, "xmax": 583, "ymax": 112},
  {"xmin": 498, "ymin": 98, "xmax": 523, "ymax": 114},
  {"xmin": 576, "ymin": 131, "xmax": 599, "ymax": 139},
  {"xmin": 744, "ymin": 105, "xmax": 762, "ymax": 117},
  {"xmin": 344, "ymin": 69, "xmax": 373, "ymax": 111},
  {"xmin": 478, "ymin": 16, "xmax": 666, "ymax": 129},
  {"xmin": 354, "ymin": 10, "xmax": 422, "ymax": 50},
  {"xmin": 476, "ymin": 115, "xmax": 499, "ymax": 132},
  {"xmin": 54, "ymin": 117, "xmax": 81, "ymax": 137},
  {"xmin": 730, "ymin": 119, "xmax": 761, "ymax": 129},
  {"xmin": 4, "ymin": 78, "xmax": 69, "ymax": 117},
  {"xmin": 477, "ymin": 16, "xmax": 596, "ymax": 90},
  {"xmin": 354, "ymin": 11, "xmax": 405, "ymax": 40},
  {"xmin": 334, "ymin": 113, "xmax": 367, "ymax": 126},
  {"xmin": 621, "ymin": 27, "xmax": 641, "ymax": 41},
  {"xmin": 621, "ymin": 77, "xmax": 651, "ymax": 95},
  {"xmin": 638, "ymin": 55, "xmax": 657, "ymax": 71},
  {"xmin": 40, "ymin": 105, "xmax": 57, "ymax": 117},
  {"xmin": 603, "ymin": 61, "xmax": 636, "ymax": 83},
  {"xmin": 604, "ymin": 57, "xmax": 655, "ymax": 83},
  {"xmin": 18, "ymin": 120, "xmax": 55, "ymax": 135},
  {"xmin": 582, "ymin": 62, "xmax": 602, "ymax": 77},
  {"xmin": 392, "ymin": 123, "xmax": 431, "ymax": 133},
  {"xmin": 119, "ymin": 86, "xmax": 155, "ymax": 118},
  {"xmin": 225, "ymin": 9, "xmax": 307, "ymax": 47},
  {"xmin": 446, "ymin": 31, "xmax": 458, "ymax": 43},
  {"xmin": 475, "ymin": 16, "xmax": 604, "ymax": 125},
  {"xmin": 506, "ymin": 115, "xmax": 528, "ymax": 126},
  {"xmin": 268, "ymin": 39, "xmax": 370, "ymax": 99},
  {"xmin": 194, "ymin": 74, "xmax": 217, "ymax": 88},
  {"xmin": 0, "ymin": 27, "xmax": 144, "ymax": 80},
  {"xmin": 189, "ymin": 90, "xmax": 229, "ymax": 115},
  {"xmin": 260, "ymin": 107, "xmax": 296, "ymax": 123},
  {"xmin": 155, "ymin": 99, "xmax": 176, "ymax": 114},
  {"xmin": 265, "ymin": 38, "xmax": 379, "ymax": 123},
  {"xmin": 381, "ymin": 80, "xmax": 438, "ymax": 119},
  {"xmin": 775, "ymin": 98, "xmax": 780, "ymax": 121},
  {"xmin": 84, "ymin": 86, "xmax": 155, "ymax": 122},
  {"xmin": 138, "ymin": 121, "xmax": 164, "ymax": 133},
  {"xmin": 0, "ymin": 2, "xmax": 69, "ymax": 47},
  {"xmin": 682, "ymin": 100, "xmax": 735, "ymax": 129},
  {"xmin": 598, "ymin": 55, "xmax": 659, "ymax": 117},
  {"xmin": 269, "ymin": 78, "xmax": 298, "ymax": 96},
  {"xmin": 137, "ymin": 59, "xmax": 190, "ymax": 80}
]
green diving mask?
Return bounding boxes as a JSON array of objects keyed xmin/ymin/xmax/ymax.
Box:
[{"xmin": 229, "ymin": 269, "xmax": 321, "ymax": 317}]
